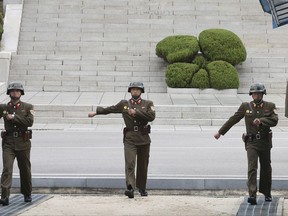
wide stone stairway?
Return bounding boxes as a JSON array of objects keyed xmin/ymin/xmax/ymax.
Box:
[{"xmin": 2, "ymin": 0, "xmax": 288, "ymax": 126}]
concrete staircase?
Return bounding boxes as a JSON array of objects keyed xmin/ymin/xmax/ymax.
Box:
[
  {"xmin": 2, "ymin": 0, "xmax": 288, "ymax": 127},
  {"xmin": 8, "ymin": 0, "xmax": 288, "ymax": 94},
  {"xmin": 34, "ymin": 104, "xmax": 287, "ymax": 127}
]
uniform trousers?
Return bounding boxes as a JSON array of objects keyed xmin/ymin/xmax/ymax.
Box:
[
  {"xmin": 246, "ymin": 147, "xmax": 272, "ymax": 197},
  {"xmin": 124, "ymin": 143, "xmax": 150, "ymax": 190},
  {"xmin": 1, "ymin": 144, "xmax": 32, "ymax": 198}
]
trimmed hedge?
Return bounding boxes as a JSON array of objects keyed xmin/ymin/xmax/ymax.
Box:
[
  {"xmin": 166, "ymin": 63, "xmax": 199, "ymax": 88},
  {"xmin": 191, "ymin": 68, "xmax": 210, "ymax": 89},
  {"xmin": 198, "ymin": 28, "xmax": 246, "ymax": 66},
  {"xmin": 156, "ymin": 29, "xmax": 246, "ymax": 90},
  {"xmin": 156, "ymin": 35, "xmax": 200, "ymax": 64},
  {"xmin": 207, "ymin": 61, "xmax": 239, "ymax": 89}
]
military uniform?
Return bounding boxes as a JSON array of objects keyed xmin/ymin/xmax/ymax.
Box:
[
  {"xmin": 96, "ymin": 97, "xmax": 155, "ymax": 192},
  {"xmin": 0, "ymin": 82, "xmax": 34, "ymax": 205},
  {"xmin": 218, "ymin": 100, "xmax": 278, "ymax": 198}
]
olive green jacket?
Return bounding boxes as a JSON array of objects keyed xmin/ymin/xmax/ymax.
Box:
[
  {"xmin": 96, "ymin": 98, "xmax": 155, "ymax": 145},
  {"xmin": 219, "ymin": 101, "xmax": 278, "ymax": 150},
  {"xmin": 0, "ymin": 101, "xmax": 34, "ymax": 151}
]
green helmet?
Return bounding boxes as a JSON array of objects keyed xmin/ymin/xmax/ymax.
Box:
[
  {"xmin": 249, "ymin": 83, "xmax": 266, "ymax": 95},
  {"xmin": 7, "ymin": 82, "xmax": 25, "ymax": 95},
  {"xmin": 128, "ymin": 82, "xmax": 145, "ymax": 93}
]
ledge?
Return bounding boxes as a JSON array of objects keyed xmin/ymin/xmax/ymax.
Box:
[{"xmin": 167, "ymin": 87, "xmax": 238, "ymax": 94}]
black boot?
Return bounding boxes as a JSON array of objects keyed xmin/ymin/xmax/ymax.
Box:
[
  {"xmin": 24, "ymin": 195, "xmax": 32, "ymax": 202},
  {"xmin": 0, "ymin": 197, "xmax": 9, "ymax": 206},
  {"xmin": 247, "ymin": 196, "xmax": 257, "ymax": 205},
  {"xmin": 139, "ymin": 189, "xmax": 148, "ymax": 196},
  {"xmin": 125, "ymin": 189, "xmax": 134, "ymax": 198},
  {"xmin": 125, "ymin": 185, "xmax": 134, "ymax": 198},
  {"xmin": 265, "ymin": 195, "xmax": 272, "ymax": 202}
]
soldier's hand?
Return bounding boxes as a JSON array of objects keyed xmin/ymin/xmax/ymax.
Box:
[
  {"xmin": 214, "ymin": 132, "xmax": 221, "ymax": 140},
  {"xmin": 88, "ymin": 112, "xmax": 96, "ymax": 118},
  {"xmin": 6, "ymin": 114, "xmax": 14, "ymax": 121},
  {"xmin": 128, "ymin": 109, "xmax": 136, "ymax": 116},
  {"xmin": 253, "ymin": 118, "xmax": 261, "ymax": 126}
]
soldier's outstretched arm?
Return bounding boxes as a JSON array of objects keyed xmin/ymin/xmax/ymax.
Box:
[{"xmin": 88, "ymin": 100, "xmax": 127, "ymax": 117}]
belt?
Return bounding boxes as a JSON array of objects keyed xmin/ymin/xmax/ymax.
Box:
[
  {"xmin": 125, "ymin": 125, "xmax": 150, "ymax": 133},
  {"xmin": 6, "ymin": 131, "xmax": 24, "ymax": 138},
  {"xmin": 248, "ymin": 133, "xmax": 266, "ymax": 140},
  {"xmin": 126, "ymin": 126, "xmax": 147, "ymax": 132}
]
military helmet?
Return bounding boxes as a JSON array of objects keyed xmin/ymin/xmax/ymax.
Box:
[
  {"xmin": 128, "ymin": 82, "xmax": 145, "ymax": 93},
  {"xmin": 6, "ymin": 82, "xmax": 25, "ymax": 95},
  {"xmin": 249, "ymin": 83, "xmax": 266, "ymax": 95}
]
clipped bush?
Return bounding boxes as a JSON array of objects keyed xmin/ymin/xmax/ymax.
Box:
[
  {"xmin": 191, "ymin": 54, "xmax": 210, "ymax": 69},
  {"xmin": 166, "ymin": 63, "xmax": 199, "ymax": 88},
  {"xmin": 191, "ymin": 69, "xmax": 210, "ymax": 89},
  {"xmin": 156, "ymin": 35, "xmax": 200, "ymax": 64},
  {"xmin": 207, "ymin": 61, "xmax": 239, "ymax": 89},
  {"xmin": 199, "ymin": 28, "xmax": 246, "ymax": 66}
]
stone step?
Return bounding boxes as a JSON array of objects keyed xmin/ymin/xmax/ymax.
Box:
[
  {"xmin": 32, "ymin": 104, "xmax": 287, "ymax": 126},
  {"xmin": 0, "ymin": 82, "xmax": 6, "ymax": 95}
]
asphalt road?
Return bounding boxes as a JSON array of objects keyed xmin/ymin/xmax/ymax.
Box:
[{"xmin": 4, "ymin": 128, "xmax": 287, "ymax": 180}]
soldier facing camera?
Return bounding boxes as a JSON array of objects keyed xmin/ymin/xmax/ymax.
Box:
[
  {"xmin": 0, "ymin": 82, "xmax": 34, "ymax": 206},
  {"xmin": 214, "ymin": 83, "xmax": 278, "ymax": 205}
]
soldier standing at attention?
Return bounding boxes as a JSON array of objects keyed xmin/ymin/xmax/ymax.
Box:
[
  {"xmin": 214, "ymin": 83, "xmax": 278, "ymax": 205},
  {"xmin": 0, "ymin": 82, "xmax": 34, "ymax": 206},
  {"xmin": 88, "ymin": 82, "xmax": 155, "ymax": 198}
]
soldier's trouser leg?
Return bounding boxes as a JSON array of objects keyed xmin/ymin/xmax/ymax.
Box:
[
  {"xmin": 258, "ymin": 149, "xmax": 272, "ymax": 196},
  {"xmin": 124, "ymin": 143, "xmax": 137, "ymax": 189},
  {"xmin": 247, "ymin": 148, "xmax": 258, "ymax": 197},
  {"xmin": 16, "ymin": 149, "xmax": 32, "ymax": 196},
  {"xmin": 136, "ymin": 144, "xmax": 150, "ymax": 190},
  {"xmin": 1, "ymin": 147, "xmax": 16, "ymax": 198}
]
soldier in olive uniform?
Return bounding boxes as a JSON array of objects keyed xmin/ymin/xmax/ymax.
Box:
[
  {"xmin": 214, "ymin": 83, "xmax": 278, "ymax": 205},
  {"xmin": 88, "ymin": 82, "xmax": 155, "ymax": 198},
  {"xmin": 0, "ymin": 82, "xmax": 34, "ymax": 206}
]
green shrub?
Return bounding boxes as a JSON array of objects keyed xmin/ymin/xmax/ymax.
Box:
[
  {"xmin": 156, "ymin": 35, "xmax": 200, "ymax": 64},
  {"xmin": 207, "ymin": 61, "xmax": 239, "ymax": 89},
  {"xmin": 191, "ymin": 69, "xmax": 210, "ymax": 89},
  {"xmin": 166, "ymin": 63, "xmax": 199, "ymax": 88},
  {"xmin": 199, "ymin": 28, "xmax": 246, "ymax": 66},
  {"xmin": 191, "ymin": 54, "xmax": 210, "ymax": 68}
]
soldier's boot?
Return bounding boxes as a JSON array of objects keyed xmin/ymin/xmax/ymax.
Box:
[
  {"xmin": 247, "ymin": 195, "xmax": 257, "ymax": 205},
  {"xmin": 139, "ymin": 189, "xmax": 148, "ymax": 196},
  {"xmin": 24, "ymin": 195, "xmax": 32, "ymax": 203},
  {"xmin": 265, "ymin": 194, "xmax": 272, "ymax": 202},
  {"xmin": 0, "ymin": 197, "xmax": 9, "ymax": 206},
  {"xmin": 125, "ymin": 185, "xmax": 134, "ymax": 198}
]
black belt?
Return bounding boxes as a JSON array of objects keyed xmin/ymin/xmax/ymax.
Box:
[
  {"xmin": 125, "ymin": 125, "xmax": 150, "ymax": 133},
  {"xmin": 126, "ymin": 126, "xmax": 146, "ymax": 132},
  {"xmin": 6, "ymin": 131, "xmax": 25, "ymax": 138},
  {"xmin": 248, "ymin": 133, "xmax": 266, "ymax": 140}
]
